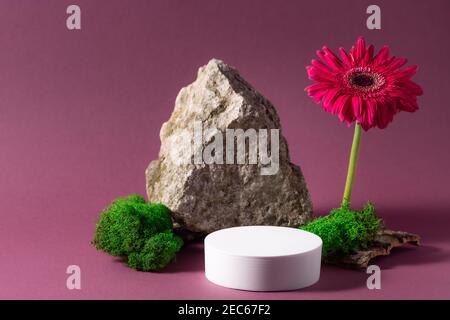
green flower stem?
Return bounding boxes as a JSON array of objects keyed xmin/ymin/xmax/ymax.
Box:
[{"xmin": 342, "ymin": 123, "xmax": 362, "ymax": 207}]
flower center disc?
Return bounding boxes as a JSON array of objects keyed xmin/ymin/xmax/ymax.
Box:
[
  {"xmin": 351, "ymin": 74, "xmax": 374, "ymax": 87},
  {"xmin": 345, "ymin": 68, "xmax": 385, "ymax": 94}
]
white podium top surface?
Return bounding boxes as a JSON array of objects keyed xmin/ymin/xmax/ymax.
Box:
[{"xmin": 205, "ymin": 226, "xmax": 322, "ymax": 258}]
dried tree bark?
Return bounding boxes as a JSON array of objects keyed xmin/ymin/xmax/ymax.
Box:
[{"xmin": 324, "ymin": 229, "xmax": 420, "ymax": 269}]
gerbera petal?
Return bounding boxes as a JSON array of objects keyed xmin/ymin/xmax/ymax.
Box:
[
  {"xmin": 323, "ymin": 88, "xmax": 340, "ymax": 112},
  {"xmin": 339, "ymin": 47, "xmax": 353, "ymax": 67},
  {"xmin": 396, "ymin": 97, "xmax": 419, "ymax": 112},
  {"xmin": 357, "ymin": 99, "xmax": 372, "ymax": 131},
  {"xmin": 402, "ymin": 80, "xmax": 424, "ymax": 96},
  {"xmin": 351, "ymin": 96, "xmax": 363, "ymax": 117},
  {"xmin": 332, "ymin": 95, "xmax": 346, "ymax": 115},
  {"xmin": 392, "ymin": 65, "xmax": 418, "ymax": 80},
  {"xmin": 379, "ymin": 55, "xmax": 396, "ymax": 68},
  {"xmin": 349, "ymin": 46, "xmax": 356, "ymax": 61},
  {"xmin": 373, "ymin": 46, "xmax": 390, "ymax": 65},
  {"xmin": 366, "ymin": 45, "xmax": 374, "ymax": 62},
  {"xmin": 311, "ymin": 59, "xmax": 333, "ymax": 73},
  {"xmin": 338, "ymin": 96, "xmax": 355, "ymax": 124},
  {"xmin": 366, "ymin": 99, "xmax": 377, "ymax": 126},
  {"xmin": 316, "ymin": 50, "xmax": 327, "ymax": 64},
  {"xmin": 322, "ymin": 46, "xmax": 344, "ymax": 71},
  {"xmin": 388, "ymin": 86, "xmax": 419, "ymax": 105},
  {"xmin": 355, "ymin": 37, "xmax": 366, "ymax": 61},
  {"xmin": 386, "ymin": 57, "xmax": 408, "ymax": 71},
  {"xmin": 306, "ymin": 66, "xmax": 337, "ymax": 82},
  {"xmin": 375, "ymin": 98, "xmax": 395, "ymax": 129},
  {"xmin": 384, "ymin": 96, "xmax": 399, "ymax": 115},
  {"xmin": 305, "ymin": 83, "xmax": 330, "ymax": 103},
  {"xmin": 361, "ymin": 44, "xmax": 374, "ymax": 67}
]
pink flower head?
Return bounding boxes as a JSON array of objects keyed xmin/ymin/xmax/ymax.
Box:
[{"xmin": 305, "ymin": 37, "xmax": 423, "ymax": 130}]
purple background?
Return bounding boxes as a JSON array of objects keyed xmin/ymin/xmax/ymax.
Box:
[{"xmin": 1, "ymin": 0, "xmax": 449, "ymax": 299}]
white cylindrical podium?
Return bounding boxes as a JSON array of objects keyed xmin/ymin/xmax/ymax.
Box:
[{"xmin": 204, "ymin": 226, "xmax": 322, "ymax": 291}]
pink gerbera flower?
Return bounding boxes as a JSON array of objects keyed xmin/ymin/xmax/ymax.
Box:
[{"xmin": 306, "ymin": 36, "xmax": 423, "ymax": 130}]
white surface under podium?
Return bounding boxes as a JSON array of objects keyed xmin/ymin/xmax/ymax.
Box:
[{"xmin": 204, "ymin": 226, "xmax": 322, "ymax": 291}]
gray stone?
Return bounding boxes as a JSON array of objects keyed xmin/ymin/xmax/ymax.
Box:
[{"xmin": 146, "ymin": 58, "xmax": 313, "ymax": 235}]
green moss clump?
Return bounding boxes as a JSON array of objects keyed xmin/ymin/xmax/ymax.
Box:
[
  {"xmin": 127, "ymin": 232, "xmax": 184, "ymax": 271},
  {"xmin": 93, "ymin": 195, "xmax": 183, "ymax": 271},
  {"xmin": 300, "ymin": 202, "xmax": 382, "ymax": 257}
]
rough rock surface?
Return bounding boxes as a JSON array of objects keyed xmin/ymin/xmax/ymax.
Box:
[
  {"xmin": 324, "ymin": 229, "xmax": 420, "ymax": 268},
  {"xmin": 146, "ymin": 58, "xmax": 313, "ymax": 235}
]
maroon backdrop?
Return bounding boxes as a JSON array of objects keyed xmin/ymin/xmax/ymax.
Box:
[{"xmin": 0, "ymin": 0, "xmax": 449, "ymax": 299}]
